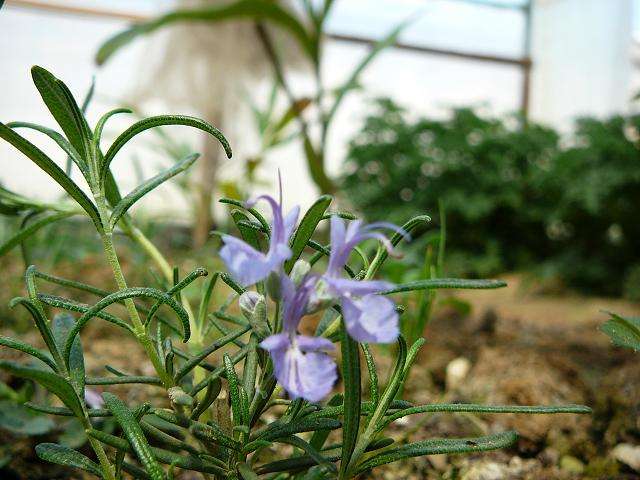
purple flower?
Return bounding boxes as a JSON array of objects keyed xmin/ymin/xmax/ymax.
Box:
[
  {"xmin": 220, "ymin": 177, "xmax": 299, "ymax": 287},
  {"xmin": 260, "ymin": 333, "xmax": 337, "ymax": 402},
  {"xmin": 260, "ymin": 276, "xmax": 337, "ymax": 402},
  {"xmin": 314, "ymin": 216, "xmax": 407, "ymax": 344}
]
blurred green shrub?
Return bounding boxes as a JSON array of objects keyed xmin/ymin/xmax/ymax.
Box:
[{"xmin": 341, "ymin": 99, "xmax": 640, "ymax": 297}]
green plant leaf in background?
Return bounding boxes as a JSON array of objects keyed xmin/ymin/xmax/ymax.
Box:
[
  {"xmin": 52, "ymin": 313, "xmax": 86, "ymax": 398},
  {"xmin": 96, "ymin": 0, "xmax": 315, "ymax": 66},
  {"xmin": 601, "ymin": 311, "xmax": 640, "ymax": 352},
  {"xmin": 0, "ymin": 361, "xmax": 84, "ymax": 418},
  {"xmin": 0, "ymin": 400, "xmax": 56, "ymax": 436}
]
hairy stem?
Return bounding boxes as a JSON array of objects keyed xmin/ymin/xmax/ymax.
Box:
[
  {"xmin": 95, "ymin": 195, "xmax": 173, "ymax": 387},
  {"xmin": 88, "ymin": 435, "xmax": 116, "ymax": 480}
]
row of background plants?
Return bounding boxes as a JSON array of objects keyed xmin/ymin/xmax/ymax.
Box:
[{"xmin": 341, "ymin": 99, "xmax": 640, "ymax": 300}]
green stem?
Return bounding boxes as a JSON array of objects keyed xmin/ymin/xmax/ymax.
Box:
[
  {"xmin": 95, "ymin": 196, "xmax": 173, "ymax": 388},
  {"xmin": 88, "ymin": 435, "xmax": 116, "ymax": 480},
  {"xmin": 126, "ymin": 223, "xmax": 200, "ymax": 344}
]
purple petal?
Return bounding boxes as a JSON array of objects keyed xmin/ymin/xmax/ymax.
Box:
[
  {"xmin": 260, "ymin": 333, "xmax": 291, "ymax": 352},
  {"xmin": 283, "ymin": 206, "xmax": 300, "ymax": 240},
  {"xmin": 84, "ymin": 388, "xmax": 104, "ymax": 409},
  {"xmin": 296, "ymin": 334, "xmax": 335, "ymax": 352},
  {"xmin": 325, "ymin": 277, "xmax": 394, "ymax": 297},
  {"xmin": 281, "ymin": 275, "xmax": 318, "ymax": 332},
  {"xmin": 271, "ymin": 345, "xmax": 337, "ymax": 402},
  {"xmin": 342, "ymin": 295, "xmax": 399, "ymax": 343},
  {"xmin": 260, "ymin": 333, "xmax": 338, "ymax": 402},
  {"xmin": 220, "ymin": 236, "xmax": 278, "ymax": 286}
]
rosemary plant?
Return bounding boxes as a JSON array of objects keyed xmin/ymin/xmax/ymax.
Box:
[{"xmin": 0, "ymin": 67, "xmax": 591, "ymax": 479}]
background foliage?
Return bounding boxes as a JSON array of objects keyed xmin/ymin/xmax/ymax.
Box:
[{"xmin": 342, "ymin": 99, "xmax": 640, "ymax": 298}]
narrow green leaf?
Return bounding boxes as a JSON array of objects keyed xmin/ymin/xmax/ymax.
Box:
[
  {"xmin": 382, "ymin": 403, "xmax": 593, "ymax": 428},
  {"xmin": 37, "ymin": 293, "xmax": 132, "ymax": 333},
  {"xmin": 7, "ymin": 122, "xmax": 87, "ymax": 176},
  {"xmin": 25, "ymin": 402, "xmax": 111, "ymax": 417},
  {"xmin": 309, "ymin": 393, "xmax": 343, "ymax": 451},
  {"xmin": 382, "ymin": 278, "xmax": 507, "ymax": 295},
  {"xmin": 63, "ymin": 287, "xmax": 190, "ymax": 367},
  {"xmin": 88, "ymin": 428, "xmax": 226, "ymax": 475},
  {"xmin": 96, "ymin": 0, "xmax": 315, "ymax": 65},
  {"xmin": 339, "ymin": 322, "xmax": 361, "ymax": 478},
  {"xmin": 30, "ymin": 66, "xmax": 92, "ymax": 161},
  {"xmin": 100, "ymin": 115, "xmax": 231, "ymax": 183},
  {"xmin": 102, "ymin": 393, "xmax": 164, "ymax": 479},
  {"xmin": 0, "ymin": 123, "xmax": 101, "ymax": 229},
  {"xmin": 354, "ymin": 431, "xmax": 519, "ymax": 475},
  {"xmin": 189, "ymin": 343, "xmax": 251, "ymax": 396},
  {"xmin": 174, "ymin": 324, "xmax": 250, "ymax": 382},
  {"xmin": 219, "ymin": 197, "xmax": 270, "ymax": 234},
  {"xmin": 34, "ymin": 269, "xmax": 109, "ymax": 297},
  {"xmin": 145, "ymin": 267, "xmax": 208, "ymax": 328},
  {"xmin": 284, "ymin": 195, "xmax": 332, "ymax": 273},
  {"xmin": 140, "ymin": 420, "xmax": 199, "ymax": 455},
  {"xmin": 52, "ymin": 313, "xmax": 85, "ymax": 397},
  {"xmin": 255, "ymin": 452, "xmax": 340, "ymax": 475},
  {"xmin": 366, "ymin": 215, "xmax": 430, "ymax": 278},
  {"xmin": 9, "ymin": 297, "xmax": 64, "ymax": 370},
  {"xmin": 361, "ymin": 344, "xmax": 379, "ymax": 406},
  {"xmin": 189, "ymin": 377, "xmax": 222, "ymax": 421},
  {"xmin": 109, "ymin": 153, "xmax": 199, "ymax": 228},
  {"xmin": 224, "ymin": 353, "xmax": 246, "ymax": 428},
  {"xmin": 344, "ymin": 337, "xmax": 407, "ymax": 476},
  {"xmin": 237, "ymin": 462, "xmax": 259, "ymax": 480},
  {"xmin": 196, "ymin": 272, "xmax": 218, "ymax": 333},
  {"xmin": 0, "ymin": 336, "xmax": 57, "ymax": 371},
  {"xmin": 601, "ymin": 311, "xmax": 640, "ymax": 352},
  {"xmin": 86, "ymin": 376, "xmax": 163, "ymax": 386},
  {"xmin": 251, "ymin": 417, "xmax": 341, "ymax": 446},
  {"xmin": 35, "ymin": 443, "xmax": 103, "ymax": 477},
  {"xmin": 0, "ymin": 211, "xmax": 79, "ymax": 257},
  {"xmin": 0, "ymin": 361, "xmax": 83, "ymax": 418},
  {"xmin": 231, "ymin": 209, "xmax": 263, "ymax": 251},
  {"xmin": 93, "ymin": 107, "xmax": 133, "ymax": 149},
  {"xmin": 278, "ymin": 436, "xmax": 336, "ymax": 474}
]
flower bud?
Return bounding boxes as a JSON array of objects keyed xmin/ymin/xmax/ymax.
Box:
[
  {"xmin": 167, "ymin": 386, "xmax": 194, "ymax": 408},
  {"xmin": 290, "ymin": 259, "xmax": 311, "ymax": 287},
  {"xmin": 239, "ymin": 291, "xmax": 264, "ymax": 320},
  {"xmin": 239, "ymin": 291, "xmax": 270, "ymax": 339}
]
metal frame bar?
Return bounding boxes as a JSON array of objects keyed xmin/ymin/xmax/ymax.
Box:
[{"xmin": 4, "ymin": 0, "xmax": 533, "ymax": 114}]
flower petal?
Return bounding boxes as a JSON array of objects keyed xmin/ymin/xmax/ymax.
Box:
[
  {"xmin": 279, "ymin": 349, "xmax": 337, "ymax": 402},
  {"xmin": 220, "ymin": 235, "xmax": 276, "ymax": 286},
  {"xmin": 342, "ymin": 295, "xmax": 399, "ymax": 343},
  {"xmin": 326, "ymin": 277, "xmax": 394, "ymax": 297},
  {"xmin": 261, "ymin": 333, "xmax": 337, "ymax": 402},
  {"xmin": 260, "ymin": 333, "xmax": 291, "ymax": 352},
  {"xmin": 296, "ymin": 334, "xmax": 335, "ymax": 352},
  {"xmin": 283, "ymin": 205, "xmax": 300, "ymax": 240}
]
